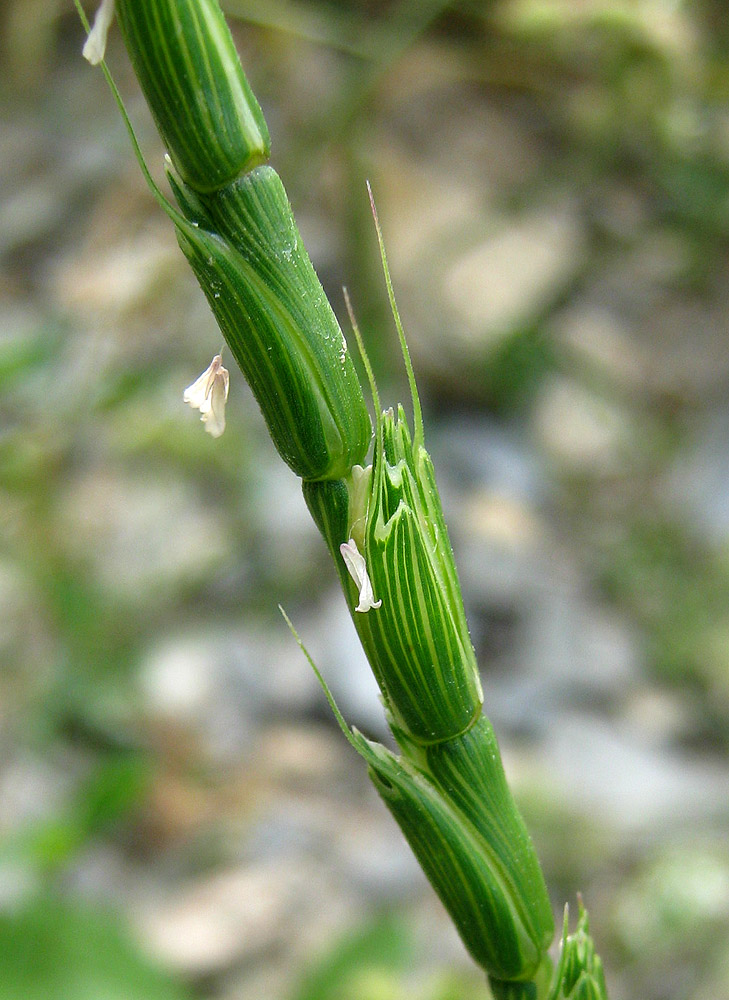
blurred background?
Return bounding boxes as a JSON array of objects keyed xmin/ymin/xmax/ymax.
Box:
[{"xmin": 2, "ymin": 1, "xmax": 729, "ymax": 998}]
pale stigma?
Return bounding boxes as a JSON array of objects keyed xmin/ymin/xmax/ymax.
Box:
[
  {"xmin": 184, "ymin": 353, "xmax": 230, "ymax": 438},
  {"xmin": 82, "ymin": 0, "xmax": 116, "ymax": 65},
  {"xmin": 340, "ymin": 538, "xmax": 381, "ymax": 613}
]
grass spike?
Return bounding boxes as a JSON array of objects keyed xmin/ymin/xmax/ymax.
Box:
[{"xmin": 74, "ymin": 3, "xmax": 611, "ymax": 989}]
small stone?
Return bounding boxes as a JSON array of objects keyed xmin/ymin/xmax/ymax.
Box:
[
  {"xmin": 54, "ymin": 230, "xmax": 180, "ymax": 319},
  {"xmin": 462, "ymin": 490, "xmax": 543, "ymax": 550},
  {"xmin": 443, "ymin": 201, "xmax": 586, "ymax": 346},
  {"xmin": 533, "ymin": 376, "xmax": 630, "ymax": 474},
  {"xmin": 57, "ymin": 470, "xmax": 228, "ymax": 600},
  {"xmin": 544, "ymin": 713, "xmax": 729, "ymax": 833},
  {"xmin": 551, "ymin": 303, "xmax": 649, "ymax": 392},
  {"xmin": 133, "ymin": 862, "xmax": 308, "ymax": 975},
  {"xmin": 140, "ymin": 627, "xmax": 319, "ymax": 763}
]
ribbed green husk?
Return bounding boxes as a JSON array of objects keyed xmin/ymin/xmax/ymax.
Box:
[
  {"xmin": 422, "ymin": 717, "xmax": 554, "ymax": 960},
  {"xmin": 354, "ymin": 406, "xmax": 482, "ymax": 743},
  {"xmin": 115, "ymin": 0, "xmax": 270, "ymax": 192},
  {"xmin": 350, "ymin": 726, "xmax": 547, "ymax": 982},
  {"xmin": 169, "ymin": 165, "xmax": 372, "ymax": 481}
]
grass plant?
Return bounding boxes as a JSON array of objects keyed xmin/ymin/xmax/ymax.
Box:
[{"xmin": 75, "ymin": 3, "xmax": 609, "ymax": 997}]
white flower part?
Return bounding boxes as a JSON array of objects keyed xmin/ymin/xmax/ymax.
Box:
[
  {"xmin": 82, "ymin": 0, "xmax": 116, "ymax": 65},
  {"xmin": 340, "ymin": 538, "xmax": 381, "ymax": 613},
  {"xmin": 183, "ymin": 354, "xmax": 230, "ymax": 438},
  {"xmin": 348, "ymin": 464, "xmax": 372, "ymax": 550}
]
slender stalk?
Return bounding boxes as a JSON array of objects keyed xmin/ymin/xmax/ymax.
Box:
[{"xmin": 76, "ymin": 3, "xmax": 609, "ymax": 997}]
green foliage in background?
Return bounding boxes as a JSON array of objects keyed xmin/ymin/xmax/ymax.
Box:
[{"xmin": 0, "ymin": 898, "xmax": 190, "ymax": 1000}]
